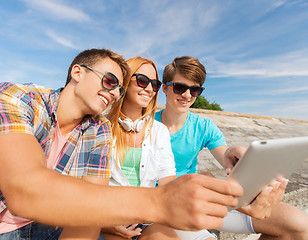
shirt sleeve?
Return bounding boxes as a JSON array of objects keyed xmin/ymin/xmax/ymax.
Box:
[
  {"xmin": 155, "ymin": 122, "xmax": 176, "ymax": 180},
  {"xmin": 0, "ymin": 83, "xmax": 34, "ymax": 136},
  {"xmin": 84, "ymin": 118, "xmax": 111, "ymax": 178},
  {"xmin": 204, "ymin": 119, "xmax": 227, "ymax": 150}
]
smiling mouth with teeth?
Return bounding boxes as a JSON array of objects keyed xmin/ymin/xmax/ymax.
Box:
[
  {"xmin": 139, "ymin": 93, "xmax": 152, "ymax": 100},
  {"xmin": 178, "ymin": 98, "xmax": 190, "ymax": 104},
  {"xmin": 99, "ymin": 95, "xmax": 109, "ymax": 105}
]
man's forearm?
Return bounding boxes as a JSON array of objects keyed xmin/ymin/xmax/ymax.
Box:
[
  {"xmin": 0, "ymin": 133, "xmax": 159, "ymax": 228},
  {"xmin": 4, "ymin": 168, "xmax": 159, "ymax": 227}
]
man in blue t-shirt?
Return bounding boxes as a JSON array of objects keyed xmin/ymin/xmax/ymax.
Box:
[
  {"xmin": 155, "ymin": 110, "xmax": 226, "ymax": 177},
  {"xmin": 155, "ymin": 56, "xmax": 308, "ymax": 239}
]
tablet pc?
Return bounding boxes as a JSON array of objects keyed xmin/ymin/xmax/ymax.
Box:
[{"xmin": 227, "ymin": 136, "xmax": 308, "ymax": 210}]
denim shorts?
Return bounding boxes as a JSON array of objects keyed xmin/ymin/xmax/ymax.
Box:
[{"xmin": 0, "ymin": 222, "xmax": 62, "ymax": 240}]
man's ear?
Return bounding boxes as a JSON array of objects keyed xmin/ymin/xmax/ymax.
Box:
[
  {"xmin": 70, "ymin": 65, "xmax": 82, "ymax": 83},
  {"xmin": 162, "ymin": 83, "xmax": 167, "ymax": 95}
]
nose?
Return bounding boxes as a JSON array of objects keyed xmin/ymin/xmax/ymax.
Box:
[
  {"xmin": 144, "ymin": 82, "xmax": 153, "ymax": 92},
  {"xmin": 182, "ymin": 88, "xmax": 191, "ymax": 98},
  {"xmin": 109, "ymin": 87, "xmax": 121, "ymax": 101}
]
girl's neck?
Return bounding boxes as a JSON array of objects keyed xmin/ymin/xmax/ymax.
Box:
[
  {"xmin": 121, "ymin": 102, "xmax": 146, "ymax": 148},
  {"xmin": 121, "ymin": 101, "xmax": 143, "ymax": 121}
]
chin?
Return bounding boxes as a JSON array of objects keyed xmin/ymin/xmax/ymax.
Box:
[
  {"xmin": 139, "ymin": 100, "xmax": 151, "ymax": 108},
  {"xmin": 92, "ymin": 105, "xmax": 108, "ymax": 116},
  {"xmin": 175, "ymin": 106, "xmax": 190, "ymax": 113}
]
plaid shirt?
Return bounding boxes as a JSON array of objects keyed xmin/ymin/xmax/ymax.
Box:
[{"xmin": 0, "ymin": 82, "xmax": 111, "ymax": 213}]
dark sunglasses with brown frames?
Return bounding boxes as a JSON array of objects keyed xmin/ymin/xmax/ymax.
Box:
[{"xmin": 133, "ymin": 74, "xmax": 162, "ymax": 92}]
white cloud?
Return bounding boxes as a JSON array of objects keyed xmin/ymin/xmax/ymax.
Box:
[
  {"xmin": 222, "ymin": 97, "xmax": 308, "ymax": 120},
  {"xmin": 154, "ymin": 1, "xmax": 220, "ymax": 44},
  {"xmin": 209, "ymin": 48, "xmax": 308, "ymax": 78},
  {"xmin": 257, "ymin": 86, "xmax": 308, "ymax": 96},
  {"xmin": 2, "ymin": 70, "xmax": 25, "ymax": 83},
  {"xmin": 45, "ymin": 30, "xmax": 77, "ymax": 49},
  {"xmin": 269, "ymin": 99, "xmax": 308, "ymax": 120},
  {"xmin": 119, "ymin": 0, "xmax": 221, "ymax": 58},
  {"xmin": 21, "ymin": 0, "xmax": 90, "ymax": 22},
  {"xmin": 266, "ymin": 0, "xmax": 287, "ymax": 12},
  {"xmin": 223, "ymin": 99, "xmax": 270, "ymax": 109}
]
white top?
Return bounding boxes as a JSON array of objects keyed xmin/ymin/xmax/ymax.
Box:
[{"xmin": 109, "ymin": 120, "xmax": 176, "ymax": 187}]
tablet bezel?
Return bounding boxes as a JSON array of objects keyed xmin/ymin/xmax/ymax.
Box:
[{"xmin": 227, "ymin": 136, "xmax": 308, "ymax": 210}]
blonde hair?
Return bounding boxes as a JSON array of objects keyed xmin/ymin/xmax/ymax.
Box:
[{"xmin": 108, "ymin": 56, "xmax": 159, "ymax": 162}]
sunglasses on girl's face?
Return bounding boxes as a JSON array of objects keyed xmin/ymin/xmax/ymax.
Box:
[
  {"xmin": 133, "ymin": 74, "xmax": 162, "ymax": 92},
  {"xmin": 81, "ymin": 65, "xmax": 125, "ymax": 101},
  {"xmin": 165, "ymin": 82, "xmax": 204, "ymax": 97}
]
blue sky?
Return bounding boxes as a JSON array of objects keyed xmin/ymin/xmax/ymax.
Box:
[{"xmin": 1, "ymin": 0, "xmax": 308, "ymax": 120}]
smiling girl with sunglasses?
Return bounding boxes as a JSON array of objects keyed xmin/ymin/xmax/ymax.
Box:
[{"xmin": 102, "ymin": 57, "xmax": 178, "ymax": 240}]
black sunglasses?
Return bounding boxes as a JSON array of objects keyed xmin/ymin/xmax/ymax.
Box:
[
  {"xmin": 133, "ymin": 74, "xmax": 162, "ymax": 92},
  {"xmin": 165, "ymin": 82, "xmax": 204, "ymax": 97},
  {"xmin": 81, "ymin": 65, "xmax": 125, "ymax": 101}
]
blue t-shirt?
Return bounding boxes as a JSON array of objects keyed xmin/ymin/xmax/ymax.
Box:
[{"xmin": 155, "ymin": 110, "xmax": 226, "ymax": 177}]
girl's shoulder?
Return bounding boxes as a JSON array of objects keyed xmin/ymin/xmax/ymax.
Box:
[
  {"xmin": 147, "ymin": 120, "xmax": 170, "ymax": 139},
  {"xmin": 152, "ymin": 119, "xmax": 169, "ymax": 131}
]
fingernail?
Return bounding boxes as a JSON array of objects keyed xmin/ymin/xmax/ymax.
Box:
[
  {"xmin": 226, "ymin": 168, "xmax": 231, "ymax": 175},
  {"xmin": 275, "ymin": 183, "xmax": 281, "ymax": 189},
  {"xmin": 268, "ymin": 186, "xmax": 273, "ymax": 193},
  {"xmin": 283, "ymin": 179, "xmax": 289, "ymax": 186}
]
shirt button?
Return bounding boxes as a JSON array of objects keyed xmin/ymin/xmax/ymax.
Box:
[{"xmin": 141, "ymin": 165, "xmax": 144, "ymax": 168}]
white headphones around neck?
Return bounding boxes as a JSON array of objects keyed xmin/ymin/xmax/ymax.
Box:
[{"xmin": 118, "ymin": 115, "xmax": 149, "ymax": 132}]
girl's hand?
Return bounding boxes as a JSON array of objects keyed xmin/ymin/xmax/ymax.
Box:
[{"xmin": 101, "ymin": 224, "xmax": 142, "ymax": 238}]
